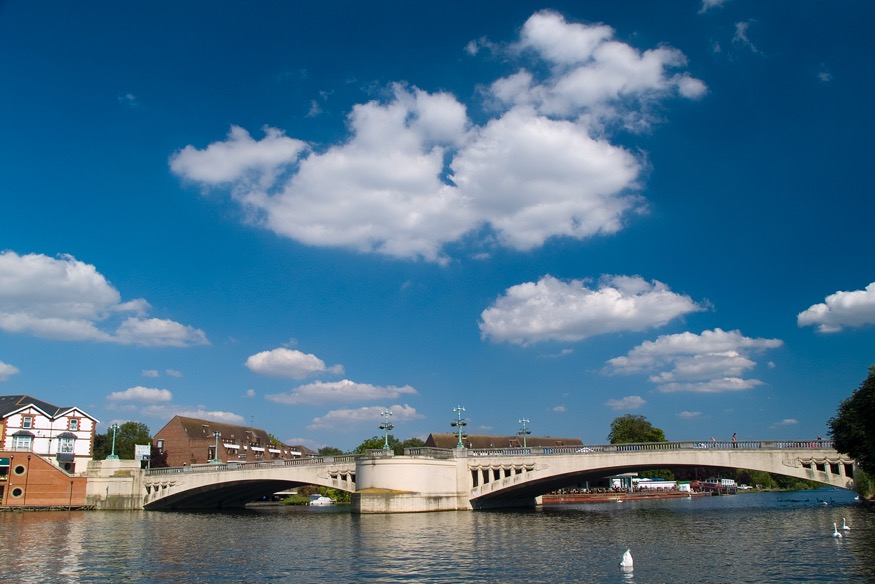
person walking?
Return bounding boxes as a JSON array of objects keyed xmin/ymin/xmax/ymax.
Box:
[{"xmin": 731, "ymin": 433, "xmax": 737, "ymax": 448}]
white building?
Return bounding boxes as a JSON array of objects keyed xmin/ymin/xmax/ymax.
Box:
[{"xmin": 0, "ymin": 394, "xmax": 98, "ymax": 474}]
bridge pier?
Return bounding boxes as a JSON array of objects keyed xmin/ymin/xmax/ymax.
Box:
[{"xmin": 353, "ymin": 451, "xmax": 471, "ymax": 513}]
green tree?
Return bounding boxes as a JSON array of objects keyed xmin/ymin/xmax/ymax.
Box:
[
  {"xmin": 93, "ymin": 421, "xmax": 152, "ymax": 459},
  {"xmin": 354, "ymin": 434, "xmax": 400, "ymax": 453},
  {"xmin": 318, "ymin": 446, "xmax": 345, "ymax": 456},
  {"xmin": 608, "ymin": 414, "xmax": 666, "ymax": 444},
  {"xmin": 828, "ymin": 365, "xmax": 875, "ymax": 476},
  {"xmin": 400, "ymin": 437, "xmax": 425, "ymax": 450}
]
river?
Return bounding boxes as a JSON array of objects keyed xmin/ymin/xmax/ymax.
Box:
[{"xmin": 0, "ymin": 489, "xmax": 870, "ymax": 583}]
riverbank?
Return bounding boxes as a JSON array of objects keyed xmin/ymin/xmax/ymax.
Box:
[{"xmin": 541, "ymin": 491, "xmax": 709, "ymax": 504}]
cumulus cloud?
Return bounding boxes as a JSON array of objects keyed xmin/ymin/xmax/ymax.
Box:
[
  {"xmin": 0, "ymin": 251, "xmax": 208, "ymax": 347},
  {"xmin": 605, "ymin": 395, "xmax": 646, "ymax": 410},
  {"xmin": 480, "ymin": 275, "xmax": 704, "ymax": 345},
  {"xmin": 0, "ymin": 360, "xmax": 20, "ymax": 382},
  {"xmin": 770, "ymin": 418, "xmax": 798, "ymax": 429},
  {"xmin": 605, "ymin": 328, "xmax": 783, "ymax": 393},
  {"xmin": 307, "ymin": 404, "xmax": 422, "ymax": 431},
  {"xmin": 265, "ymin": 379, "xmax": 418, "ymax": 405},
  {"xmin": 552, "ymin": 404, "xmax": 567, "ymax": 413},
  {"xmin": 107, "ymin": 386, "xmax": 173, "ymax": 402},
  {"xmin": 245, "ymin": 347, "xmax": 344, "ymax": 379},
  {"xmin": 112, "ymin": 402, "xmax": 245, "ymax": 425},
  {"xmin": 170, "ymin": 11, "xmax": 705, "ymax": 262},
  {"xmin": 797, "ymin": 282, "xmax": 875, "ymax": 333},
  {"xmin": 141, "ymin": 369, "xmax": 160, "ymax": 378}
]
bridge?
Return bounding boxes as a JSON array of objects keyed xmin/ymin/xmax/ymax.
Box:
[{"xmin": 87, "ymin": 439, "xmax": 855, "ymax": 512}]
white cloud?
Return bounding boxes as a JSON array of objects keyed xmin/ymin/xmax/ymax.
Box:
[
  {"xmin": 480, "ymin": 275, "xmax": 704, "ymax": 345},
  {"xmin": 797, "ymin": 282, "xmax": 875, "ymax": 333},
  {"xmin": 605, "ymin": 395, "xmax": 646, "ymax": 410},
  {"xmin": 170, "ymin": 11, "xmax": 704, "ymax": 262},
  {"xmin": 0, "ymin": 251, "xmax": 208, "ymax": 347},
  {"xmin": 107, "ymin": 386, "xmax": 173, "ymax": 403},
  {"xmin": 307, "ymin": 404, "xmax": 422, "ymax": 431},
  {"xmin": 677, "ymin": 411, "xmax": 702, "ymax": 419},
  {"xmin": 698, "ymin": 0, "xmax": 729, "ymax": 14},
  {"xmin": 0, "ymin": 360, "xmax": 20, "ymax": 382},
  {"xmin": 265, "ymin": 379, "xmax": 418, "ymax": 405},
  {"xmin": 605, "ymin": 328, "xmax": 783, "ymax": 393},
  {"xmin": 166, "ymin": 369, "xmax": 183, "ymax": 377},
  {"xmin": 552, "ymin": 404, "xmax": 567, "ymax": 413},
  {"xmin": 245, "ymin": 347, "xmax": 344, "ymax": 379},
  {"xmin": 141, "ymin": 369, "xmax": 160, "ymax": 378},
  {"xmin": 770, "ymin": 418, "xmax": 799, "ymax": 429},
  {"xmin": 246, "ymin": 389, "xmax": 256, "ymax": 398},
  {"xmin": 733, "ymin": 21, "xmax": 759, "ymax": 54}
]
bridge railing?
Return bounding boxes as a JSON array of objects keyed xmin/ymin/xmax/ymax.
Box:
[
  {"xmin": 146, "ymin": 455, "xmax": 357, "ymax": 476},
  {"xmin": 454, "ymin": 439, "xmax": 836, "ymax": 458}
]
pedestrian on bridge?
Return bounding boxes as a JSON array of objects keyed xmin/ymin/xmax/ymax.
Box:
[{"xmin": 732, "ymin": 433, "xmax": 737, "ymax": 448}]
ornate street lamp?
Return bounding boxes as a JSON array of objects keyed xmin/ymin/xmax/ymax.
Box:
[
  {"xmin": 379, "ymin": 409, "xmax": 394, "ymax": 450},
  {"xmin": 210, "ymin": 431, "xmax": 222, "ymax": 463},
  {"xmin": 106, "ymin": 423, "xmax": 120, "ymax": 460},
  {"xmin": 518, "ymin": 418, "xmax": 531, "ymax": 448},
  {"xmin": 451, "ymin": 405, "xmax": 467, "ymax": 449}
]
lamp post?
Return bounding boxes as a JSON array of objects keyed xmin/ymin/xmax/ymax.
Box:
[
  {"xmin": 106, "ymin": 423, "xmax": 120, "ymax": 460},
  {"xmin": 518, "ymin": 418, "xmax": 531, "ymax": 448},
  {"xmin": 379, "ymin": 409, "xmax": 394, "ymax": 450},
  {"xmin": 451, "ymin": 405, "xmax": 467, "ymax": 449},
  {"xmin": 210, "ymin": 431, "xmax": 222, "ymax": 463}
]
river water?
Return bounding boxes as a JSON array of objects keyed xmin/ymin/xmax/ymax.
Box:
[{"xmin": 0, "ymin": 489, "xmax": 871, "ymax": 583}]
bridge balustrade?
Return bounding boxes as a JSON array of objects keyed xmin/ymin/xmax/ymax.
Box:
[{"xmin": 146, "ymin": 455, "xmax": 357, "ymax": 476}]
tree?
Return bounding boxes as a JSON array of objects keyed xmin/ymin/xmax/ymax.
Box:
[
  {"xmin": 354, "ymin": 434, "xmax": 400, "ymax": 454},
  {"xmin": 828, "ymin": 365, "xmax": 875, "ymax": 476},
  {"xmin": 608, "ymin": 414, "xmax": 666, "ymax": 444},
  {"xmin": 93, "ymin": 421, "xmax": 152, "ymax": 460},
  {"xmin": 318, "ymin": 446, "xmax": 345, "ymax": 456}
]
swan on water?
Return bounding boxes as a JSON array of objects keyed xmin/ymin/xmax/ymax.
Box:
[
  {"xmin": 832, "ymin": 523, "xmax": 843, "ymax": 538},
  {"xmin": 841, "ymin": 518, "xmax": 851, "ymax": 531},
  {"xmin": 620, "ymin": 549, "xmax": 634, "ymax": 568}
]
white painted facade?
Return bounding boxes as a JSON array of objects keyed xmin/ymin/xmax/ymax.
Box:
[{"xmin": 1, "ymin": 401, "xmax": 97, "ymax": 473}]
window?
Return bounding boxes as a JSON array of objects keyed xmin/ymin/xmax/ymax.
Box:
[
  {"xmin": 68, "ymin": 418, "xmax": 79, "ymax": 431},
  {"xmin": 22, "ymin": 416, "xmax": 33, "ymax": 429},
  {"xmin": 13, "ymin": 435, "xmax": 32, "ymax": 451},
  {"xmin": 59, "ymin": 437, "xmax": 75, "ymax": 454}
]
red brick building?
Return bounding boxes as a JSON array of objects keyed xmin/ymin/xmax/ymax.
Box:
[
  {"xmin": 424, "ymin": 433, "xmax": 584, "ymax": 449},
  {"xmin": 154, "ymin": 416, "xmax": 303, "ymax": 467},
  {"xmin": 0, "ymin": 451, "xmax": 87, "ymax": 508}
]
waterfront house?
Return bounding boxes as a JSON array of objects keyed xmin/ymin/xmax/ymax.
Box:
[
  {"xmin": 0, "ymin": 394, "xmax": 96, "ymax": 507},
  {"xmin": 153, "ymin": 416, "xmax": 303, "ymax": 467}
]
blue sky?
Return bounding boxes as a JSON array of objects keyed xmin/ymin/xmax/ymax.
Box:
[{"xmin": 1, "ymin": 1, "xmax": 873, "ymax": 452}]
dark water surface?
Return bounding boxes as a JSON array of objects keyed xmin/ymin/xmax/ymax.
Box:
[{"xmin": 1, "ymin": 489, "xmax": 871, "ymax": 583}]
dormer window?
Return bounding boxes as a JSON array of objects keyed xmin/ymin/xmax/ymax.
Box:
[
  {"xmin": 69, "ymin": 418, "xmax": 79, "ymax": 431},
  {"xmin": 22, "ymin": 416, "xmax": 33, "ymax": 429}
]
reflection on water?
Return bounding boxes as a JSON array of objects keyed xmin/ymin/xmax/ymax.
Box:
[{"xmin": 1, "ymin": 489, "xmax": 871, "ymax": 583}]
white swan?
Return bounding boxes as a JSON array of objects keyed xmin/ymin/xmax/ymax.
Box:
[
  {"xmin": 832, "ymin": 523, "xmax": 843, "ymax": 538},
  {"xmin": 842, "ymin": 518, "xmax": 851, "ymax": 531},
  {"xmin": 620, "ymin": 549, "xmax": 634, "ymax": 568}
]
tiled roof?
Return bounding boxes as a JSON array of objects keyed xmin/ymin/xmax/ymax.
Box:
[
  {"xmin": 161, "ymin": 415, "xmax": 275, "ymax": 445},
  {"xmin": 0, "ymin": 394, "xmax": 73, "ymax": 418}
]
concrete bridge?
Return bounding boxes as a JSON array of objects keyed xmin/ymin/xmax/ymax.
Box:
[{"xmin": 87, "ymin": 439, "xmax": 856, "ymax": 513}]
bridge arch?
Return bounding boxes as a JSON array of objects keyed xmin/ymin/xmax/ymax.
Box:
[
  {"xmin": 465, "ymin": 441, "xmax": 855, "ymax": 509},
  {"xmin": 143, "ymin": 458, "xmax": 357, "ymax": 510}
]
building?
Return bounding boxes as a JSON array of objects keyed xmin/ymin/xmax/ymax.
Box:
[
  {"xmin": 0, "ymin": 394, "xmax": 97, "ymax": 507},
  {"xmin": 153, "ymin": 416, "xmax": 303, "ymax": 467},
  {"xmin": 424, "ymin": 433, "xmax": 584, "ymax": 450}
]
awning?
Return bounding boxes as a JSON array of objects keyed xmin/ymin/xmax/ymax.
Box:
[
  {"xmin": 251, "ymin": 446, "xmax": 265, "ymax": 452},
  {"xmin": 56, "ymin": 453, "xmax": 75, "ymax": 462},
  {"xmin": 223, "ymin": 443, "xmax": 240, "ymax": 449},
  {"xmin": 268, "ymin": 448, "xmax": 281, "ymax": 453}
]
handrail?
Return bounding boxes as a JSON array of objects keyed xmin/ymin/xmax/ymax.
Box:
[
  {"xmin": 146, "ymin": 455, "xmax": 357, "ymax": 476},
  {"xmin": 145, "ymin": 439, "xmax": 843, "ymax": 475}
]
